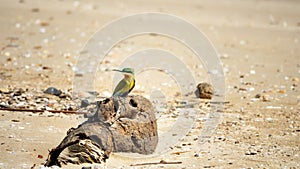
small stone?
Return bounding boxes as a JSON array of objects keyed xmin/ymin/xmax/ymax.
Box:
[
  {"xmin": 15, "ymin": 102, "xmax": 26, "ymax": 108},
  {"xmin": 4, "ymin": 52, "xmax": 10, "ymax": 56},
  {"xmin": 24, "ymin": 53, "xmax": 31, "ymax": 58},
  {"xmin": 245, "ymin": 150, "xmax": 257, "ymax": 155},
  {"xmin": 195, "ymin": 83, "xmax": 214, "ymax": 99},
  {"xmin": 80, "ymin": 99, "xmax": 89, "ymax": 108},
  {"xmin": 219, "ymin": 53, "xmax": 229, "ymax": 59},
  {"xmin": 284, "ymin": 76, "xmax": 289, "ymax": 81},
  {"xmin": 44, "ymin": 87, "xmax": 62, "ymax": 96},
  {"xmin": 248, "ymin": 87, "xmax": 255, "ymax": 92},
  {"xmin": 75, "ymin": 72, "xmax": 83, "ymax": 77},
  {"xmin": 33, "ymin": 46, "xmax": 42, "ymax": 50},
  {"xmin": 39, "ymin": 28, "xmax": 46, "ymax": 33},
  {"xmin": 15, "ymin": 23, "xmax": 21, "ymax": 28},
  {"xmin": 81, "ymin": 167, "xmax": 92, "ymax": 169},
  {"xmin": 31, "ymin": 8, "xmax": 40, "ymax": 12},
  {"xmin": 0, "ymin": 88, "xmax": 10, "ymax": 94},
  {"xmin": 94, "ymin": 165, "xmax": 102, "ymax": 169},
  {"xmin": 239, "ymin": 40, "xmax": 246, "ymax": 45},
  {"xmin": 40, "ymin": 22, "xmax": 49, "ymax": 27},
  {"xmin": 238, "ymin": 87, "xmax": 247, "ymax": 92},
  {"xmin": 278, "ymin": 89, "xmax": 286, "ymax": 94},
  {"xmin": 262, "ymin": 94, "xmax": 271, "ymax": 102},
  {"xmin": 254, "ymin": 94, "xmax": 261, "ymax": 98},
  {"xmin": 265, "ymin": 117, "xmax": 273, "ymax": 122},
  {"xmin": 292, "ymin": 77, "xmax": 299, "ymax": 82}
]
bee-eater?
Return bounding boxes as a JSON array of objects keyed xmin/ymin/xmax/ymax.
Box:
[{"xmin": 112, "ymin": 68, "xmax": 135, "ymax": 97}]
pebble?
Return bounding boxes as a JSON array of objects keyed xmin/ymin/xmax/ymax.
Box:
[
  {"xmin": 4, "ymin": 52, "xmax": 10, "ymax": 57},
  {"xmin": 15, "ymin": 102, "xmax": 26, "ymax": 108},
  {"xmin": 292, "ymin": 77, "xmax": 299, "ymax": 82},
  {"xmin": 24, "ymin": 53, "xmax": 31, "ymax": 58},
  {"xmin": 219, "ymin": 53, "xmax": 229, "ymax": 59},
  {"xmin": 265, "ymin": 117, "xmax": 273, "ymax": 122},
  {"xmin": 250, "ymin": 70, "xmax": 256, "ymax": 74},
  {"xmin": 15, "ymin": 23, "xmax": 21, "ymax": 28},
  {"xmin": 245, "ymin": 150, "xmax": 257, "ymax": 155},
  {"xmin": 0, "ymin": 88, "xmax": 10, "ymax": 94},
  {"xmin": 248, "ymin": 87, "xmax": 255, "ymax": 92},
  {"xmin": 81, "ymin": 167, "xmax": 91, "ymax": 169},
  {"xmin": 43, "ymin": 38, "xmax": 49, "ymax": 43},
  {"xmin": 39, "ymin": 28, "xmax": 46, "ymax": 33},
  {"xmin": 32, "ymin": 8, "xmax": 40, "ymax": 12},
  {"xmin": 262, "ymin": 94, "xmax": 271, "ymax": 102},
  {"xmin": 196, "ymin": 83, "xmax": 214, "ymax": 99},
  {"xmin": 94, "ymin": 165, "xmax": 102, "ymax": 169},
  {"xmin": 254, "ymin": 94, "xmax": 261, "ymax": 98},
  {"xmin": 284, "ymin": 76, "xmax": 289, "ymax": 80},
  {"xmin": 239, "ymin": 40, "xmax": 246, "ymax": 45},
  {"xmin": 44, "ymin": 87, "xmax": 62, "ymax": 96},
  {"xmin": 80, "ymin": 99, "xmax": 89, "ymax": 108}
]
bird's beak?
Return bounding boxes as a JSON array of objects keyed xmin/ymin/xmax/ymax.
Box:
[
  {"xmin": 112, "ymin": 69, "xmax": 132, "ymax": 75},
  {"xmin": 112, "ymin": 69, "xmax": 122, "ymax": 72}
]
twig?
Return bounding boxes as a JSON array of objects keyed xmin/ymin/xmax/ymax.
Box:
[
  {"xmin": 171, "ymin": 151, "xmax": 189, "ymax": 155},
  {"xmin": 130, "ymin": 160, "xmax": 182, "ymax": 166},
  {"xmin": 209, "ymin": 101, "xmax": 230, "ymax": 104},
  {"xmin": 30, "ymin": 163, "xmax": 36, "ymax": 169},
  {"xmin": 0, "ymin": 107, "xmax": 87, "ymax": 114}
]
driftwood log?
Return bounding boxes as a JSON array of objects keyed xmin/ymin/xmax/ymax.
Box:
[{"xmin": 45, "ymin": 95, "xmax": 158, "ymax": 167}]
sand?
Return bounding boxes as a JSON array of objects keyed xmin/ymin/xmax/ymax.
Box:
[{"xmin": 0, "ymin": 0, "xmax": 299, "ymax": 168}]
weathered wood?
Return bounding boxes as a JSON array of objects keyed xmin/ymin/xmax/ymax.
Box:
[
  {"xmin": 107, "ymin": 96, "xmax": 158, "ymax": 154},
  {"xmin": 45, "ymin": 95, "xmax": 158, "ymax": 167}
]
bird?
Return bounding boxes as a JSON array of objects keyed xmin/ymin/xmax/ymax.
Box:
[{"xmin": 112, "ymin": 68, "xmax": 135, "ymax": 97}]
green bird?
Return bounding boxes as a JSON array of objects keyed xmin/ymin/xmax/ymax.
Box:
[{"xmin": 112, "ymin": 68, "xmax": 135, "ymax": 97}]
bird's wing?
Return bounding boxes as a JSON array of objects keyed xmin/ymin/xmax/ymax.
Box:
[{"xmin": 113, "ymin": 79, "xmax": 129, "ymax": 96}]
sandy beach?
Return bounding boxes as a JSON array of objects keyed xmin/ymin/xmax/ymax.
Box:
[{"xmin": 0, "ymin": 0, "xmax": 299, "ymax": 168}]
